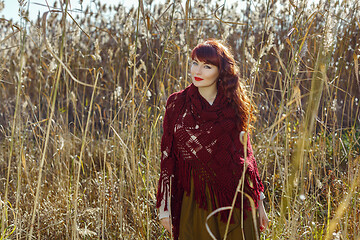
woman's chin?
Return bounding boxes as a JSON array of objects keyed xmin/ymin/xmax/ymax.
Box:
[{"xmin": 192, "ymin": 81, "xmax": 203, "ymax": 87}]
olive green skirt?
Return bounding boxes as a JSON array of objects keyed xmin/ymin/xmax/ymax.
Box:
[{"xmin": 179, "ymin": 178, "xmax": 260, "ymax": 240}]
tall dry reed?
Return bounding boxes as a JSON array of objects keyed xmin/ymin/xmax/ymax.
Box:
[{"xmin": 0, "ymin": 0, "xmax": 359, "ymax": 239}]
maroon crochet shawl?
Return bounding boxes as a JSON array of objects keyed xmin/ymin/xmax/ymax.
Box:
[{"xmin": 156, "ymin": 84, "xmax": 264, "ymax": 239}]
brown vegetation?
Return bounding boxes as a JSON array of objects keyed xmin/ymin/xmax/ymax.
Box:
[{"xmin": 0, "ymin": 0, "xmax": 359, "ymax": 239}]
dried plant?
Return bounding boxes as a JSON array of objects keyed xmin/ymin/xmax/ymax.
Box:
[{"xmin": 0, "ymin": 0, "xmax": 359, "ymax": 239}]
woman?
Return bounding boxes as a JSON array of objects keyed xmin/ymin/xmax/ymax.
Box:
[{"xmin": 156, "ymin": 39, "xmax": 269, "ymax": 239}]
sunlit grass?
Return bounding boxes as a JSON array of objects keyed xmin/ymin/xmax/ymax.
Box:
[{"xmin": 0, "ymin": 0, "xmax": 359, "ymax": 239}]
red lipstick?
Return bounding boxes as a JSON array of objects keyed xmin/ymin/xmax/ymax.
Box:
[{"xmin": 194, "ymin": 77, "xmax": 204, "ymax": 81}]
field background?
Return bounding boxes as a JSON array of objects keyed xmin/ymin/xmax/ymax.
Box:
[{"xmin": 0, "ymin": 0, "xmax": 359, "ymax": 239}]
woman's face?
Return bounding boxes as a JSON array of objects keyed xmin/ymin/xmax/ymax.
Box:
[{"xmin": 190, "ymin": 58, "xmax": 220, "ymax": 89}]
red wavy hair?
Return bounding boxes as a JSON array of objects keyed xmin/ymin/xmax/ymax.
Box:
[{"xmin": 191, "ymin": 39, "xmax": 256, "ymax": 132}]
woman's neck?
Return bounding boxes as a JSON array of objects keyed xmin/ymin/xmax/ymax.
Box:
[{"xmin": 198, "ymin": 85, "xmax": 217, "ymax": 105}]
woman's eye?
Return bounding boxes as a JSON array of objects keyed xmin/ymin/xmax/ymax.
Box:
[
  {"xmin": 204, "ymin": 65, "xmax": 211, "ymax": 69},
  {"xmin": 192, "ymin": 61, "xmax": 198, "ymax": 65}
]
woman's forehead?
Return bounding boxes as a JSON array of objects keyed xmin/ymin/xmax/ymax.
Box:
[{"xmin": 192, "ymin": 58, "xmax": 215, "ymax": 64}]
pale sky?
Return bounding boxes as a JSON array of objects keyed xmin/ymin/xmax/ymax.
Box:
[
  {"xmin": 1, "ymin": 0, "xmax": 162, "ymax": 22},
  {"xmin": 1, "ymin": 0, "xmax": 320, "ymax": 24},
  {"xmin": 1, "ymin": 0, "xmax": 243, "ymax": 23}
]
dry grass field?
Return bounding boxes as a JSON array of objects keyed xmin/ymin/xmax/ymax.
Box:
[{"xmin": 0, "ymin": 0, "xmax": 359, "ymax": 239}]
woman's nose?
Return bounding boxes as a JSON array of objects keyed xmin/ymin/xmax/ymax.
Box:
[{"xmin": 195, "ymin": 66, "xmax": 202, "ymax": 74}]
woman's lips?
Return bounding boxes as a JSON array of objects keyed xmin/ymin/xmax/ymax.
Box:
[{"xmin": 194, "ymin": 77, "xmax": 204, "ymax": 81}]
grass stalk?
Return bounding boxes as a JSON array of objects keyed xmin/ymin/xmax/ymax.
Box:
[
  {"xmin": 324, "ymin": 157, "xmax": 360, "ymax": 239},
  {"xmin": 27, "ymin": 1, "xmax": 70, "ymax": 238},
  {"xmin": 0, "ymin": 0, "xmax": 359, "ymax": 238},
  {"xmin": 72, "ymin": 68, "xmax": 101, "ymax": 239},
  {"xmin": 1, "ymin": 11, "xmax": 27, "ymax": 239}
]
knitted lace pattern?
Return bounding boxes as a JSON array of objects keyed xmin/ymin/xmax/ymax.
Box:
[{"xmin": 156, "ymin": 84, "xmax": 264, "ymax": 239}]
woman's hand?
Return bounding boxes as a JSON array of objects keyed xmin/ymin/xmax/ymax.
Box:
[
  {"xmin": 258, "ymin": 200, "xmax": 269, "ymax": 232},
  {"xmin": 160, "ymin": 217, "xmax": 172, "ymax": 233}
]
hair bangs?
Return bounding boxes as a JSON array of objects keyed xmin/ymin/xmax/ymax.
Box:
[{"xmin": 191, "ymin": 44, "xmax": 220, "ymax": 67}]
